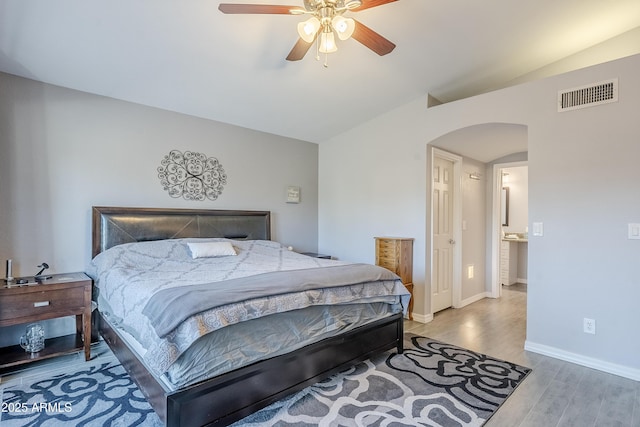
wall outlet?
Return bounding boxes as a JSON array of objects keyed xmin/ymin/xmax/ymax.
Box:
[{"xmin": 583, "ymin": 318, "xmax": 596, "ymax": 334}]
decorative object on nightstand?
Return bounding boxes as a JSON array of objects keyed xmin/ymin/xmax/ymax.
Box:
[
  {"xmin": 34, "ymin": 262, "xmax": 52, "ymax": 281},
  {"xmin": 20, "ymin": 322, "xmax": 46, "ymax": 353},
  {"xmin": 374, "ymin": 237, "xmax": 414, "ymax": 320},
  {"xmin": 0, "ymin": 272, "xmax": 93, "ymax": 369},
  {"xmin": 5, "ymin": 259, "xmax": 14, "ymax": 282}
]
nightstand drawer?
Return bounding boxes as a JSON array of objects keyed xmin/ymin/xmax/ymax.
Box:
[
  {"xmin": 377, "ymin": 258, "xmax": 398, "ymax": 272},
  {"xmin": 0, "ymin": 287, "xmax": 85, "ymax": 323},
  {"xmin": 376, "ymin": 243, "xmax": 397, "ymax": 255}
]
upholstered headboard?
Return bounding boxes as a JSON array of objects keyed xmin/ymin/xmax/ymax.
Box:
[{"xmin": 91, "ymin": 206, "xmax": 271, "ymax": 258}]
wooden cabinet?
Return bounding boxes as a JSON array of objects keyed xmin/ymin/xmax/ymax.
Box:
[
  {"xmin": 0, "ymin": 272, "xmax": 92, "ymax": 369},
  {"xmin": 374, "ymin": 237, "xmax": 414, "ymax": 319}
]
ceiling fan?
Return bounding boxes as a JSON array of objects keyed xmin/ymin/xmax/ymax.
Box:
[{"xmin": 218, "ymin": 0, "xmax": 398, "ymax": 65}]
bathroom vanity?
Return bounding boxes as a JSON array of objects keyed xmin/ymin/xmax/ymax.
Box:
[{"xmin": 501, "ymin": 233, "xmax": 528, "ymax": 286}]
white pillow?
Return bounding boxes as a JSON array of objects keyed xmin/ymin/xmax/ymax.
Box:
[{"xmin": 187, "ymin": 241, "xmax": 237, "ymax": 258}]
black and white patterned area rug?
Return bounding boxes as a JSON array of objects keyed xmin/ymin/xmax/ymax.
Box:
[{"xmin": 0, "ymin": 334, "xmax": 530, "ymax": 426}]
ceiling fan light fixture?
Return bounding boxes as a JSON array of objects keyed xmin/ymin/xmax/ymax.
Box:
[
  {"xmin": 331, "ymin": 15, "xmax": 355, "ymax": 40},
  {"xmin": 218, "ymin": 0, "xmax": 397, "ymax": 63},
  {"xmin": 319, "ymin": 31, "xmax": 338, "ymax": 53},
  {"xmin": 297, "ymin": 17, "xmax": 321, "ymax": 42}
]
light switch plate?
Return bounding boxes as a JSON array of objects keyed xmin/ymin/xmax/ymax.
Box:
[
  {"xmin": 532, "ymin": 222, "xmax": 544, "ymax": 237},
  {"xmin": 629, "ymin": 223, "xmax": 640, "ymax": 239}
]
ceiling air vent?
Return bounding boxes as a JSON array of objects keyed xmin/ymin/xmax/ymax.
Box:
[{"xmin": 558, "ymin": 78, "xmax": 618, "ymax": 112}]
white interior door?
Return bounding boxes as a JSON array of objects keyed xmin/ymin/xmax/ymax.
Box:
[{"xmin": 432, "ymin": 156, "xmax": 454, "ymax": 312}]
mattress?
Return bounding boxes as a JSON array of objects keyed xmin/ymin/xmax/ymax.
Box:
[{"xmin": 106, "ymin": 301, "xmax": 399, "ymax": 390}]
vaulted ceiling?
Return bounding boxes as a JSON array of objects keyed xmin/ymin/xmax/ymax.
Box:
[{"xmin": 1, "ymin": 0, "xmax": 639, "ymax": 143}]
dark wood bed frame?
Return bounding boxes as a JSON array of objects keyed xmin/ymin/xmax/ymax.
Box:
[{"xmin": 91, "ymin": 206, "xmax": 404, "ymax": 427}]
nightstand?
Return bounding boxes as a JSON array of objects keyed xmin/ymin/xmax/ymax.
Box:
[
  {"xmin": 374, "ymin": 237, "xmax": 414, "ymax": 320},
  {"xmin": 301, "ymin": 252, "xmax": 332, "ymax": 259},
  {"xmin": 0, "ymin": 272, "xmax": 92, "ymax": 369}
]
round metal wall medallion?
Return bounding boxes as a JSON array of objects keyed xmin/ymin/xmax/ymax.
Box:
[{"xmin": 157, "ymin": 150, "xmax": 227, "ymax": 201}]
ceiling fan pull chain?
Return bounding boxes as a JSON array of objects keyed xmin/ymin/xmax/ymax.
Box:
[{"xmin": 324, "ymin": 52, "xmax": 329, "ymax": 68}]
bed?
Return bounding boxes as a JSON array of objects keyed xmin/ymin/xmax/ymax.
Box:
[{"xmin": 89, "ymin": 206, "xmax": 408, "ymax": 427}]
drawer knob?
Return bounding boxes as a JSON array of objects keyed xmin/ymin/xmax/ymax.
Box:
[{"xmin": 33, "ymin": 301, "xmax": 50, "ymax": 308}]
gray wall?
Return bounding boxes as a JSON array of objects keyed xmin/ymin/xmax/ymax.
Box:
[
  {"xmin": 460, "ymin": 156, "xmax": 487, "ymax": 301},
  {"xmin": 0, "ymin": 72, "xmax": 319, "ymax": 345},
  {"xmin": 319, "ymin": 54, "xmax": 640, "ymax": 379}
]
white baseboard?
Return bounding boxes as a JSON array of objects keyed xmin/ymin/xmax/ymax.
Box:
[
  {"xmin": 411, "ymin": 312, "xmax": 433, "ymax": 323},
  {"xmin": 456, "ymin": 292, "xmax": 490, "ymax": 308},
  {"xmin": 524, "ymin": 340, "xmax": 640, "ymax": 381},
  {"xmin": 410, "ymin": 291, "xmax": 490, "ymax": 324}
]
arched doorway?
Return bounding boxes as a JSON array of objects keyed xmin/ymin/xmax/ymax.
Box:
[{"xmin": 426, "ymin": 123, "xmax": 528, "ymax": 316}]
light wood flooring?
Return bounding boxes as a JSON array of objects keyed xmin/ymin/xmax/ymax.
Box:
[
  {"xmin": 3, "ymin": 284, "xmax": 638, "ymax": 426},
  {"xmin": 405, "ymin": 284, "xmax": 640, "ymax": 427}
]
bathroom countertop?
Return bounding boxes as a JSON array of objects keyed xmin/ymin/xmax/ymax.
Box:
[
  {"xmin": 502, "ymin": 237, "xmax": 528, "ymax": 243},
  {"xmin": 502, "ymin": 233, "xmax": 528, "ymax": 243}
]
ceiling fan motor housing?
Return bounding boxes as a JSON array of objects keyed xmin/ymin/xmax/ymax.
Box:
[{"xmin": 303, "ymin": 0, "xmax": 361, "ymax": 12}]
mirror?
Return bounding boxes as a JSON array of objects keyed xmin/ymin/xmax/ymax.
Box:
[{"xmin": 501, "ymin": 187, "xmax": 509, "ymax": 226}]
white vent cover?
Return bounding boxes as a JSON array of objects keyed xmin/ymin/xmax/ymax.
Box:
[{"xmin": 558, "ymin": 78, "xmax": 618, "ymax": 112}]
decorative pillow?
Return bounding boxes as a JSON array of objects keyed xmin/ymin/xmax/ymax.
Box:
[{"xmin": 187, "ymin": 241, "xmax": 236, "ymax": 258}]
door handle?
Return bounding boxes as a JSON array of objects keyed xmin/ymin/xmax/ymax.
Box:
[{"xmin": 449, "ymin": 239, "xmax": 455, "ymax": 244}]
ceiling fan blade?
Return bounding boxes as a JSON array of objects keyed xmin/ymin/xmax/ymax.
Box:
[
  {"xmin": 218, "ymin": 3, "xmax": 303, "ymax": 14},
  {"xmin": 352, "ymin": 0, "xmax": 398, "ymax": 12},
  {"xmin": 286, "ymin": 37, "xmax": 314, "ymax": 61},
  {"xmin": 351, "ymin": 20, "xmax": 395, "ymax": 56}
]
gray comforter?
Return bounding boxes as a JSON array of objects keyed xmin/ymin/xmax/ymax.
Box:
[
  {"xmin": 87, "ymin": 239, "xmax": 410, "ymax": 376},
  {"xmin": 144, "ymin": 263, "xmax": 401, "ymax": 338}
]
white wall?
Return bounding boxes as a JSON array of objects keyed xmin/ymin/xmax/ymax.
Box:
[
  {"xmin": 0, "ymin": 72, "xmax": 319, "ymax": 345},
  {"xmin": 319, "ymin": 100, "xmax": 429, "ymax": 313},
  {"xmin": 320, "ymin": 54, "xmax": 640, "ymax": 379},
  {"xmin": 504, "ymin": 27, "xmax": 640, "ymax": 90}
]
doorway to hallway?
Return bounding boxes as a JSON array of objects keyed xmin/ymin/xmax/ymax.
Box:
[{"xmin": 493, "ymin": 162, "xmax": 528, "ymax": 298}]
